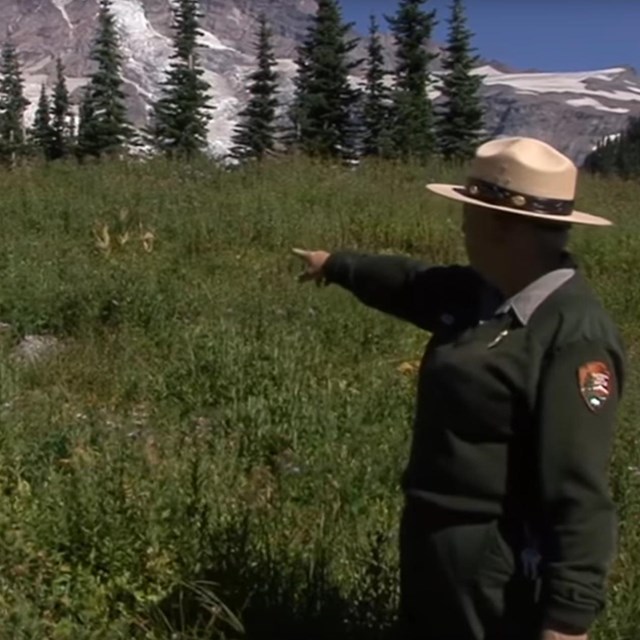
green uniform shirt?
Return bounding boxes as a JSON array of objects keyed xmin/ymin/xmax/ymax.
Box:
[{"xmin": 323, "ymin": 250, "xmax": 626, "ymax": 634}]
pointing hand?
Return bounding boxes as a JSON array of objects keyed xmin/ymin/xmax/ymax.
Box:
[{"xmin": 292, "ymin": 248, "xmax": 331, "ymax": 286}]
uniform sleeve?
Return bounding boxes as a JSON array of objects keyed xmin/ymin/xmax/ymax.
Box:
[
  {"xmin": 533, "ymin": 338, "xmax": 624, "ymax": 634},
  {"xmin": 322, "ymin": 251, "xmax": 485, "ymax": 332}
]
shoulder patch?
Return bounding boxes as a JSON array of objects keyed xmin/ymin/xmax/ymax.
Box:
[{"xmin": 578, "ymin": 361, "xmax": 612, "ymax": 412}]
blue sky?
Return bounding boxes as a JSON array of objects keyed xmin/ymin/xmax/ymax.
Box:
[{"xmin": 339, "ymin": 1, "xmax": 640, "ymax": 73}]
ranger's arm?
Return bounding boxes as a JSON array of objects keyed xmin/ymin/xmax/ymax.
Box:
[
  {"xmin": 533, "ymin": 338, "xmax": 624, "ymax": 635},
  {"xmin": 323, "ymin": 251, "xmax": 484, "ymax": 332}
]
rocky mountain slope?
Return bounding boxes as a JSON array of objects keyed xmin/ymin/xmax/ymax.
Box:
[{"xmin": 6, "ymin": 0, "xmax": 640, "ymax": 163}]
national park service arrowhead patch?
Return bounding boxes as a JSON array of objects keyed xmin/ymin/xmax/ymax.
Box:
[{"xmin": 578, "ymin": 361, "xmax": 612, "ymax": 412}]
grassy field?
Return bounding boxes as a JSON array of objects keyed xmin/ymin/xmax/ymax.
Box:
[{"xmin": 0, "ymin": 156, "xmax": 638, "ymax": 639}]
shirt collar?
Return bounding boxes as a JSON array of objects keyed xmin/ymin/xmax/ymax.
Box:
[{"xmin": 495, "ymin": 267, "xmax": 576, "ymax": 325}]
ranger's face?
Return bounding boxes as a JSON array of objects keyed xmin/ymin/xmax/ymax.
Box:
[{"xmin": 461, "ymin": 205, "xmax": 503, "ymax": 279}]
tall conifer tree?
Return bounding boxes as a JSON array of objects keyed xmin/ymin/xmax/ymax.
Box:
[
  {"xmin": 290, "ymin": 0, "xmax": 360, "ymax": 158},
  {"xmin": 436, "ymin": 0, "xmax": 485, "ymax": 160},
  {"xmin": 77, "ymin": 0, "xmax": 132, "ymax": 159},
  {"xmin": 30, "ymin": 84, "xmax": 54, "ymax": 159},
  {"xmin": 51, "ymin": 58, "xmax": 74, "ymax": 160},
  {"xmin": 362, "ymin": 15, "xmax": 392, "ymax": 157},
  {"xmin": 231, "ymin": 14, "xmax": 279, "ymax": 161},
  {"xmin": 76, "ymin": 89, "xmax": 98, "ymax": 160},
  {"xmin": 386, "ymin": 0, "xmax": 437, "ymax": 160},
  {"xmin": 149, "ymin": 0, "xmax": 212, "ymax": 158},
  {"xmin": 0, "ymin": 40, "xmax": 30, "ymax": 165}
]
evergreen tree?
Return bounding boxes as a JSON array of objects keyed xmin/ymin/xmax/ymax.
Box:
[
  {"xmin": 50, "ymin": 57, "xmax": 74, "ymax": 160},
  {"xmin": 386, "ymin": 0, "xmax": 438, "ymax": 160},
  {"xmin": 362, "ymin": 15, "xmax": 393, "ymax": 157},
  {"xmin": 231, "ymin": 14, "xmax": 279, "ymax": 161},
  {"xmin": 68, "ymin": 111, "xmax": 77, "ymax": 152},
  {"xmin": 76, "ymin": 88, "xmax": 99, "ymax": 160},
  {"xmin": 436, "ymin": 0, "xmax": 485, "ymax": 161},
  {"xmin": 149, "ymin": 0, "xmax": 212, "ymax": 158},
  {"xmin": 584, "ymin": 136, "xmax": 619, "ymax": 176},
  {"xmin": 0, "ymin": 40, "xmax": 30, "ymax": 165},
  {"xmin": 30, "ymin": 84, "xmax": 55, "ymax": 159},
  {"xmin": 78, "ymin": 0, "xmax": 133, "ymax": 159},
  {"xmin": 290, "ymin": 0, "xmax": 361, "ymax": 158},
  {"xmin": 618, "ymin": 119, "xmax": 640, "ymax": 177},
  {"xmin": 584, "ymin": 119, "xmax": 640, "ymax": 179}
]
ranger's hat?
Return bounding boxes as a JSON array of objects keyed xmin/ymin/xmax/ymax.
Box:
[{"xmin": 426, "ymin": 137, "xmax": 611, "ymax": 226}]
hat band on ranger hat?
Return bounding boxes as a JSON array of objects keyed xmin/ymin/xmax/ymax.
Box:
[{"xmin": 466, "ymin": 178, "xmax": 575, "ymax": 217}]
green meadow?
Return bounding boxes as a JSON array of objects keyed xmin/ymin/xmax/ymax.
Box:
[{"xmin": 0, "ymin": 157, "xmax": 638, "ymax": 639}]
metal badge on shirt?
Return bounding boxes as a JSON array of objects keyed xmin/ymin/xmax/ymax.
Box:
[{"xmin": 487, "ymin": 329, "xmax": 509, "ymax": 349}]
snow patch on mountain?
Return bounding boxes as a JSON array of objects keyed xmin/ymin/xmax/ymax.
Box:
[
  {"xmin": 566, "ymin": 97, "xmax": 629, "ymax": 114},
  {"xmin": 603, "ymin": 132, "xmax": 622, "ymax": 143},
  {"xmin": 591, "ymin": 131, "xmax": 623, "ymax": 151},
  {"xmin": 111, "ymin": 0, "xmax": 172, "ymax": 94},
  {"xmin": 208, "ymin": 96, "xmax": 242, "ymax": 155},
  {"xmin": 201, "ymin": 69, "xmax": 243, "ymax": 153},
  {"xmin": 474, "ymin": 66, "xmax": 640, "ymax": 103},
  {"xmin": 51, "ymin": 0, "xmax": 74, "ymax": 31},
  {"xmin": 25, "ymin": 56, "xmax": 53, "ymax": 75},
  {"xmin": 275, "ymin": 58, "xmax": 296, "ymax": 73},
  {"xmin": 199, "ymin": 29, "xmax": 233, "ymax": 51},
  {"xmin": 227, "ymin": 7, "xmax": 245, "ymax": 27},
  {"xmin": 124, "ymin": 76, "xmax": 154, "ymax": 100}
]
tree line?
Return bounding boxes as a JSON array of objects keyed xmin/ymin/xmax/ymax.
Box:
[
  {"xmin": 0, "ymin": 0, "xmax": 487, "ymax": 167},
  {"xmin": 583, "ymin": 118, "xmax": 640, "ymax": 179}
]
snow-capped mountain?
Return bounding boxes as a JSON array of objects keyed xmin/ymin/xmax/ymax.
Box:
[
  {"xmin": 471, "ymin": 65, "xmax": 640, "ymax": 160},
  {"xmin": 6, "ymin": 0, "xmax": 640, "ymax": 163}
]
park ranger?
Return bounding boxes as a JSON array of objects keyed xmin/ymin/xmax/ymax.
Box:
[{"xmin": 293, "ymin": 137, "xmax": 626, "ymax": 640}]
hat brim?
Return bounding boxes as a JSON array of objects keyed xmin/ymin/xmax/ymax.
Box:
[{"xmin": 426, "ymin": 183, "xmax": 612, "ymax": 227}]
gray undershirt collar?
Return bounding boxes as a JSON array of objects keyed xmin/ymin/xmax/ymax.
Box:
[{"xmin": 495, "ymin": 268, "xmax": 576, "ymax": 325}]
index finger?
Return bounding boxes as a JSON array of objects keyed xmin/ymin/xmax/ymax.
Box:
[{"xmin": 291, "ymin": 248, "xmax": 310, "ymax": 258}]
